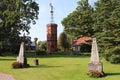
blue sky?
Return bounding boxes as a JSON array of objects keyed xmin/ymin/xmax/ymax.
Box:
[{"xmin": 28, "ymin": 0, "xmax": 97, "ymax": 41}]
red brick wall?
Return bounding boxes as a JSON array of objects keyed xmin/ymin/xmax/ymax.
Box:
[{"xmin": 46, "ymin": 23, "xmax": 57, "ymax": 52}]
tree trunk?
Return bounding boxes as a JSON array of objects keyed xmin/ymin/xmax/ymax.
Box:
[{"xmin": 0, "ymin": 50, "xmax": 3, "ymax": 56}]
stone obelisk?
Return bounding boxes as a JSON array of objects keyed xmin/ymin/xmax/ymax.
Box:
[
  {"xmin": 17, "ymin": 42, "xmax": 25, "ymax": 63},
  {"xmin": 88, "ymin": 38, "xmax": 103, "ymax": 73},
  {"xmin": 17, "ymin": 34, "xmax": 27, "ymax": 66}
]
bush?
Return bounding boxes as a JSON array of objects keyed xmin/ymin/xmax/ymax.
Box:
[
  {"xmin": 49, "ymin": 51, "xmax": 72, "ymax": 55},
  {"xmin": 105, "ymin": 47, "xmax": 120, "ymax": 64},
  {"xmin": 80, "ymin": 44, "xmax": 91, "ymax": 53},
  {"xmin": 88, "ymin": 70, "xmax": 104, "ymax": 78},
  {"xmin": 36, "ymin": 49, "xmax": 46, "ymax": 55},
  {"xmin": 12, "ymin": 62, "xmax": 23, "ymax": 68}
]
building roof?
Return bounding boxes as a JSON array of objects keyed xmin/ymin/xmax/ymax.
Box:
[{"xmin": 73, "ymin": 36, "xmax": 92, "ymax": 46}]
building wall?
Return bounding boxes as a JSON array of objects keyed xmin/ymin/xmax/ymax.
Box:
[{"xmin": 46, "ymin": 23, "xmax": 57, "ymax": 52}]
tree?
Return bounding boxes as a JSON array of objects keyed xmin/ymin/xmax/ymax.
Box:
[
  {"xmin": 61, "ymin": 0, "xmax": 120, "ymax": 63},
  {"xmin": 93, "ymin": 0, "xmax": 120, "ymax": 51},
  {"xmin": 37, "ymin": 41, "xmax": 47, "ymax": 51},
  {"xmin": 58, "ymin": 32, "xmax": 70, "ymax": 51},
  {"xmin": 0, "ymin": 0, "xmax": 39, "ymax": 54},
  {"xmin": 62, "ymin": 0, "xmax": 94, "ymax": 37},
  {"xmin": 93, "ymin": 0, "xmax": 120, "ymax": 63}
]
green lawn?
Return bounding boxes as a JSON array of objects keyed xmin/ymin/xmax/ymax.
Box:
[{"xmin": 0, "ymin": 55, "xmax": 120, "ymax": 80}]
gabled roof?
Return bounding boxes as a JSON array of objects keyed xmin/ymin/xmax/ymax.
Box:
[{"xmin": 73, "ymin": 36, "xmax": 92, "ymax": 46}]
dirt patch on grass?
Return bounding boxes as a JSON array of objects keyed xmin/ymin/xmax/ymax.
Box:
[{"xmin": 0, "ymin": 73, "xmax": 16, "ymax": 80}]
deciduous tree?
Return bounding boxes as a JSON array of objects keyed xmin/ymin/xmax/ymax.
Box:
[
  {"xmin": 0, "ymin": 0, "xmax": 39, "ymax": 54},
  {"xmin": 58, "ymin": 32, "xmax": 70, "ymax": 51},
  {"xmin": 62, "ymin": 0, "xmax": 94, "ymax": 37}
]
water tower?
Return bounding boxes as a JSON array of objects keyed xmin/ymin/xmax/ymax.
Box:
[{"xmin": 46, "ymin": 3, "xmax": 57, "ymax": 52}]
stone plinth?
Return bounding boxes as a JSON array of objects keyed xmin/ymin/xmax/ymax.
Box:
[{"xmin": 88, "ymin": 62, "xmax": 103, "ymax": 73}]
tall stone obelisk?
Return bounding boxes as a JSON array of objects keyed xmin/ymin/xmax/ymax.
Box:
[
  {"xmin": 17, "ymin": 34, "xmax": 27, "ymax": 66},
  {"xmin": 88, "ymin": 38, "xmax": 103, "ymax": 73}
]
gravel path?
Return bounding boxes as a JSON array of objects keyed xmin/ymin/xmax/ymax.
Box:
[{"xmin": 0, "ymin": 73, "xmax": 16, "ymax": 80}]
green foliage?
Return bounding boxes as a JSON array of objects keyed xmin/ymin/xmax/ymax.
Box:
[
  {"xmin": 80, "ymin": 44, "xmax": 91, "ymax": 53},
  {"xmin": 93, "ymin": 0, "xmax": 120, "ymax": 63},
  {"xmin": 62, "ymin": 0, "xmax": 94, "ymax": 37},
  {"xmin": 0, "ymin": 0, "xmax": 39, "ymax": 53},
  {"xmin": 88, "ymin": 70, "xmax": 104, "ymax": 78},
  {"xmin": 0, "ymin": 43, "xmax": 3, "ymax": 55},
  {"xmin": 37, "ymin": 40, "xmax": 47, "ymax": 51},
  {"xmin": 62, "ymin": 0, "xmax": 120, "ymax": 63},
  {"xmin": 36, "ymin": 49, "xmax": 46, "ymax": 55},
  {"xmin": 36, "ymin": 41, "xmax": 47, "ymax": 55},
  {"xmin": 58, "ymin": 32, "xmax": 70, "ymax": 51},
  {"xmin": 105, "ymin": 47, "xmax": 120, "ymax": 64},
  {"xmin": 48, "ymin": 51, "xmax": 72, "ymax": 56}
]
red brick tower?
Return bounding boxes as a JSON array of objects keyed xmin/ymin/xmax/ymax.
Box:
[
  {"xmin": 46, "ymin": 3, "xmax": 57, "ymax": 52},
  {"xmin": 47, "ymin": 23, "xmax": 57, "ymax": 52}
]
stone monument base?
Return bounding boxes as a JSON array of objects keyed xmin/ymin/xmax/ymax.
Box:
[
  {"xmin": 88, "ymin": 62, "xmax": 103, "ymax": 73},
  {"xmin": 34, "ymin": 59, "xmax": 39, "ymax": 66},
  {"xmin": 17, "ymin": 56, "xmax": 28, "ymax": 67}
]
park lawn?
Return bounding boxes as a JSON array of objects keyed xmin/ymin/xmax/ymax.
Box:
[{"xmin": 0, "ymin": 55, "xmax": 120, "ymax": 80}]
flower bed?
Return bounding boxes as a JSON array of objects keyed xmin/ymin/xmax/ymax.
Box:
[{"xmin": 88, "ymin": 70, "xmax": 104, "ymax": 78}]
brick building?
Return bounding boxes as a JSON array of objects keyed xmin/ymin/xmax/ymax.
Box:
[
  {"xmin": 73, "ymin": 36, "xmax": 92, "ymax": 51},
  {"xmin": 46, "ymin": 23, "xmax": 57, "ymax": 52}
]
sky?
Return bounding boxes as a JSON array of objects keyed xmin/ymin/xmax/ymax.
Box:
[{"xmin": 27, "ymin": 0, "xmax": 97, "ymax": 41}]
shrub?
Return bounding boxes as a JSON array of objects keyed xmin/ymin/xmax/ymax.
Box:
[
  {"xmin": 49, "ymin": 51, "xmax": 72, "ymax": 55},
  {"xmin": 88, "ymin": 70, "xmax": 104, "ymax": 78},
  {"xmin": 12, "ymin": 62, "xmax": 23, "ymax": 68},
  {"xmin": 80, "ymin": 44, "xmax": 91, "ymax": 53},
  {"xmin": 105, "ymin": 47, "xmax": 120, "ymax": 64},
  {"xmin": 36, "ymin": 49, "xmax": 46, "ymax": 55}
]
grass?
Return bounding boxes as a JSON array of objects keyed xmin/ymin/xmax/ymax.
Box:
[{"xmin": 0, "ymin": 53, "xmax": 120, "ymax": 80}]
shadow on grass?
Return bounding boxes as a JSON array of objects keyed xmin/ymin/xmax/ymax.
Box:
[
  {"xmin": 30, "ymin": 64, "xmax": 63, "ymax": 68},
  {"xmin": 105, "ymin": 72, "xmax": 120, "ymax": 76},
  {"xmin": 0, "ymin": 58, "xmax": 16, "ymax": 61}
]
